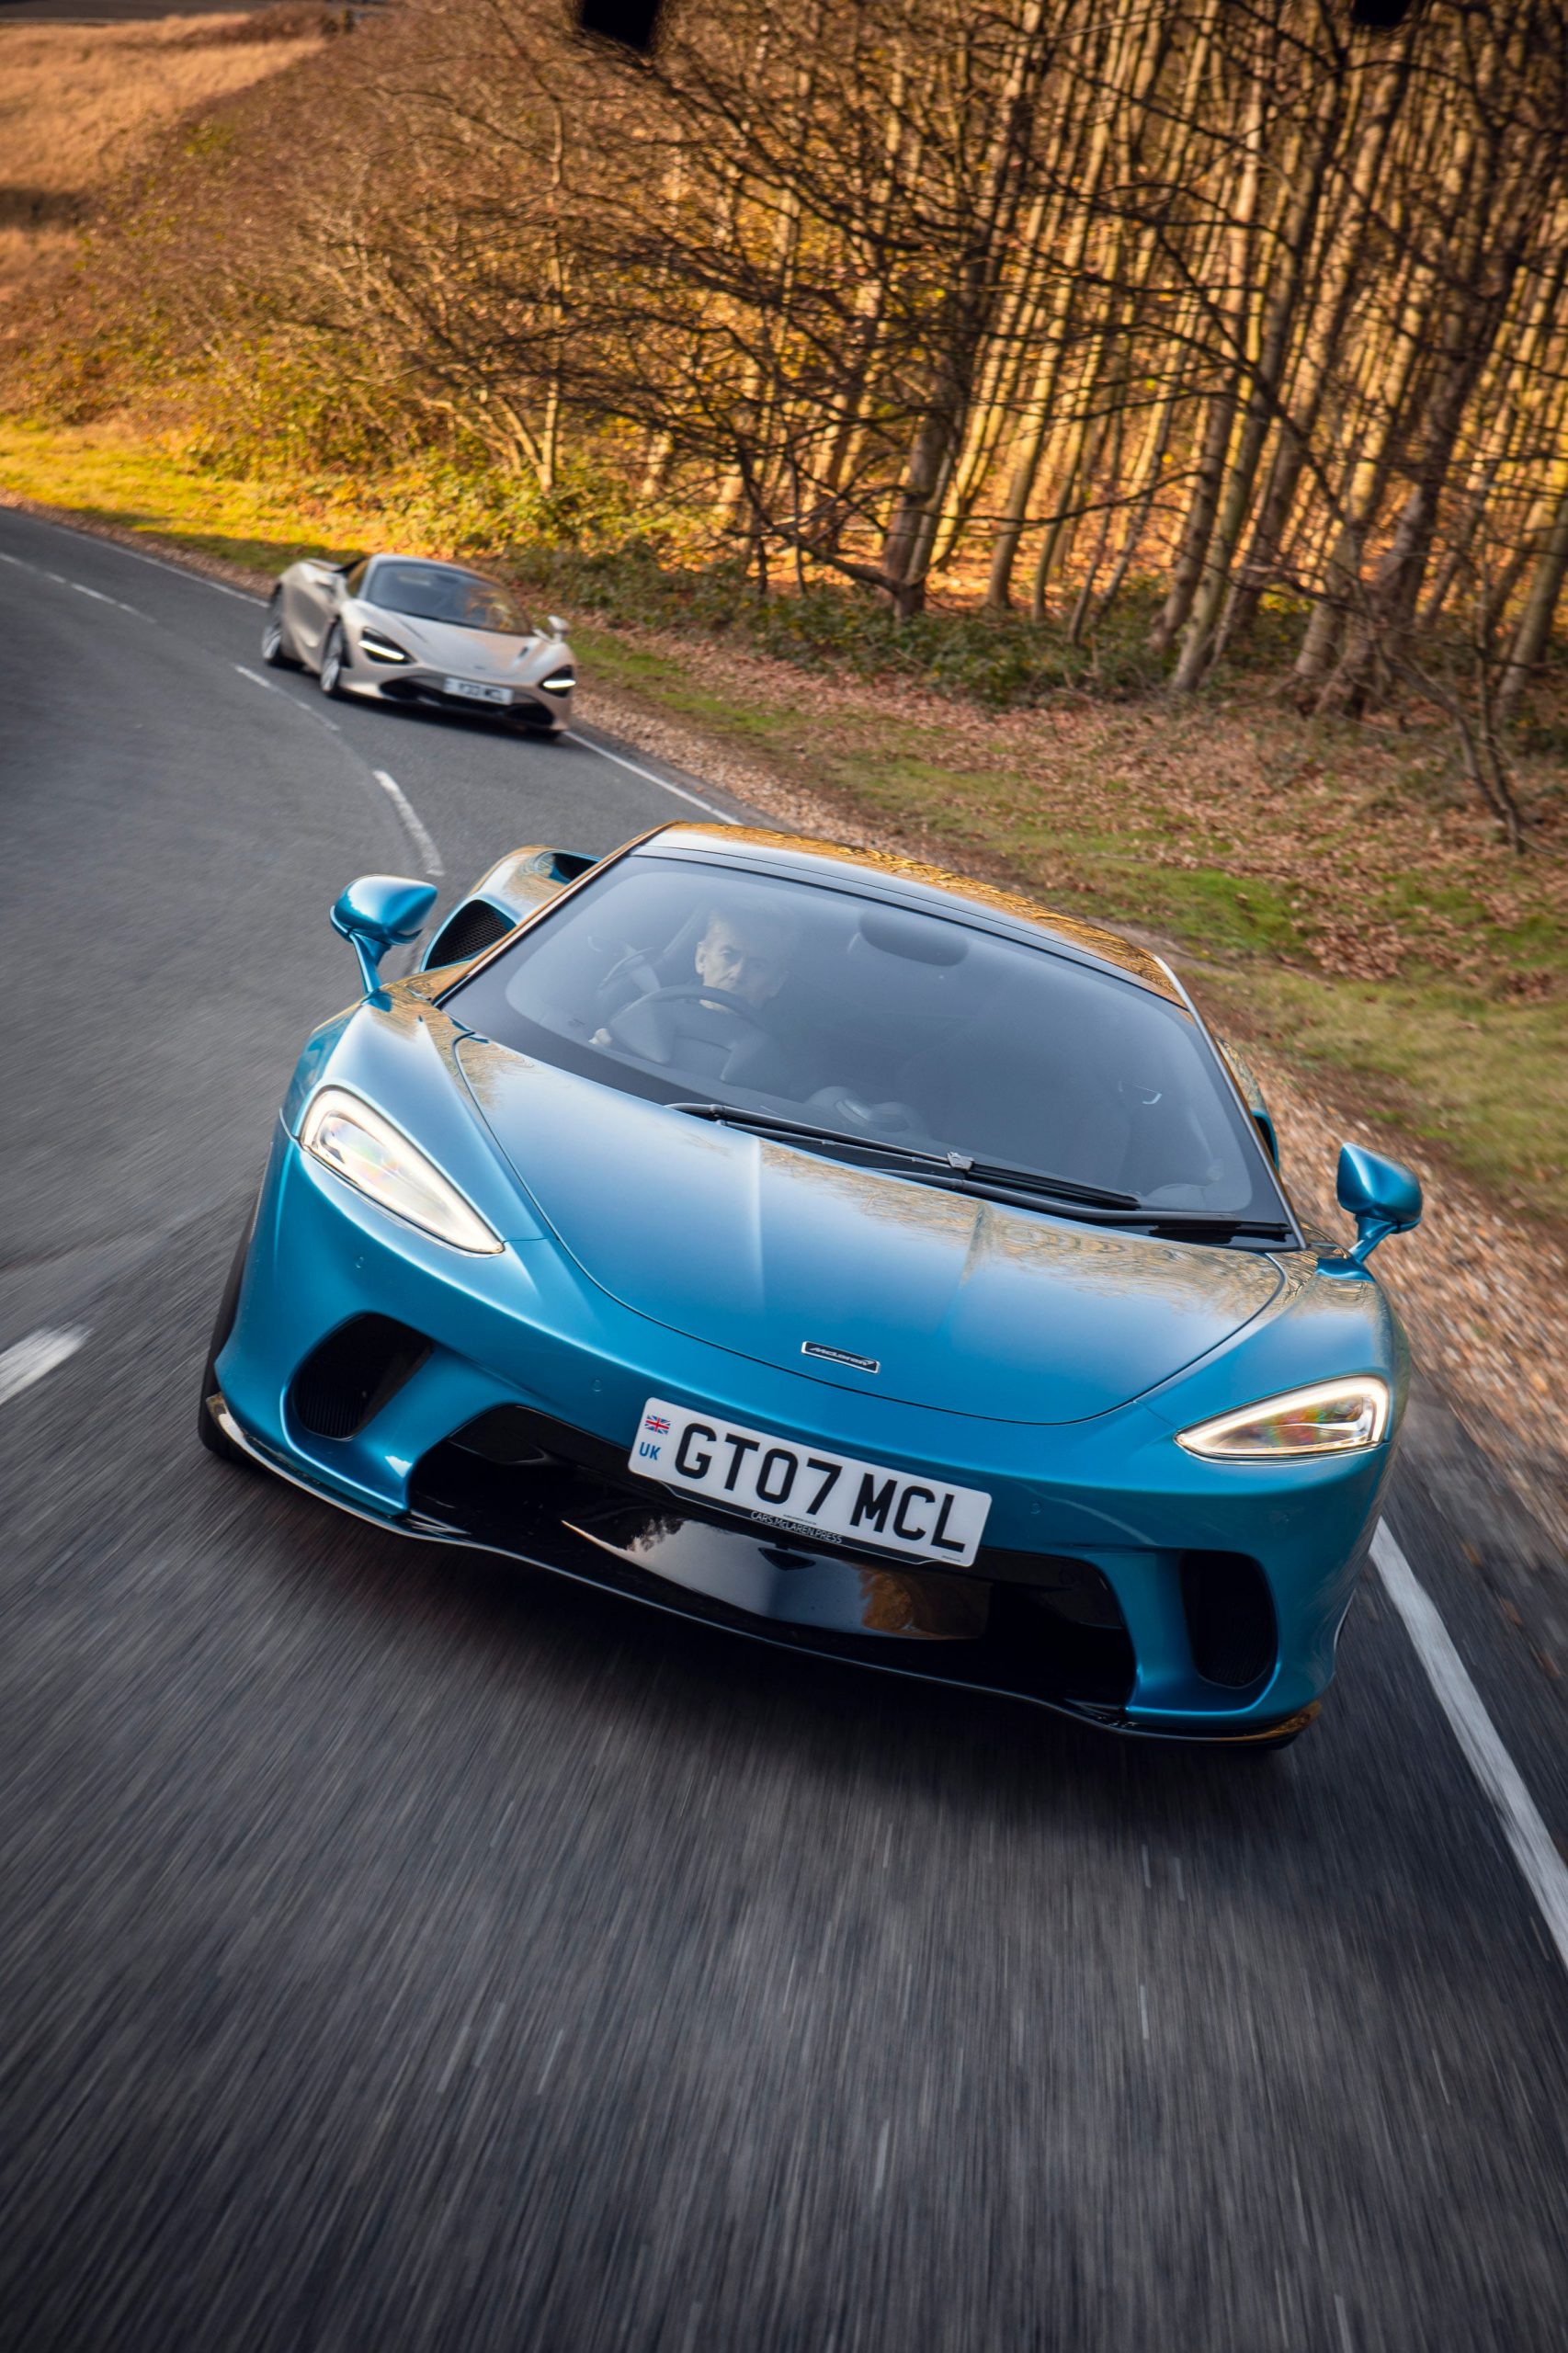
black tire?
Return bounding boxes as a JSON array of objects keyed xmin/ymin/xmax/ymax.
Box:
[
  {"xmin": 261, "ymin": 588, "xmax": 301, "ymax": 670},
  {"xmin": 196, "ymin": 1191, "xmax": 261, "ymax": 1466},
  {"xmin": 319, "ymin": 622, "xmax": 347, "ymax": 699}
]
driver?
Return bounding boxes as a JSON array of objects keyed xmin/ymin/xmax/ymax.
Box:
[
  {"xmin": 592, "ymin": 904, "xmax": 796, "ymax": 1046},
  {"xmin": 690, "ymin": 906, "xmax": 794, "ymax": 1011}
]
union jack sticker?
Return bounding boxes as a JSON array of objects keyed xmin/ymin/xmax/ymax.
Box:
[{"xmin": 644, "ymin": 1413, "xmax": 671, "ymax": 1435}]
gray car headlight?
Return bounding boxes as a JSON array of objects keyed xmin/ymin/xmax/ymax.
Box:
[
  {"xmin": 1176, "ymin": 1378, "xmax": 1390, "ymax": 1461},
  {"xmin": 540, "ymin": 669, "xmax": 575, "ymax": 693},
  {"xmin": 301, "ymin": 1088, "xmax": 502, "ymax": 1254},
  {"xmin": 360, "ymin": 628, "xmax": 413, "ymax": 665}
]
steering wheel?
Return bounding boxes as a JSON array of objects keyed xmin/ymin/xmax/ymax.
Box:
[{"xmin": 605, "ymin": 981, "xmax": 772, "ymax": 1063}]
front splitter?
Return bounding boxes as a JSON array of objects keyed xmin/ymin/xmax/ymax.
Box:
[{"xmin": 208, "ymin": 1394, "xmax": 1319, "ymax": 1748}]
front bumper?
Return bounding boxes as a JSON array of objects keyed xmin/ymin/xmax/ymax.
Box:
[
  {"xmin": 214, "ymin": 1131, "xmax": 1393, "ymax": 1742},
  {"xmin": 345, "ymin": 663, "xmax": 571, "ymax": 731}
]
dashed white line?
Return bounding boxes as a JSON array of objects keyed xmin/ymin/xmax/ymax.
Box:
[
  {"xmin": 70, "ymin": 578, "xmax": 144, "ymax": 617},
  {"xmin": 565, "ymin": 729, "xmax": 738, "ymax": 823},
  {"xmin": 0, "ymin": 516, "xmax": 260, "ymax": 602},
  {"xmin": 233, "ymin": 662, "xmax": 339, "ymax": 731},
  {"xmin": 0, "ymin": 1327, "xmax": 87, "ymax": 1408},
  {"xmin": 0, "ymin": 546, "xmax": 144, "ymax": 617},
  {"xmin": 1373, "ymin": 1521, "xmax": 1568, "ymax": 1976},
  {"xmin": 372, "ymin": 769, "xmax": 443, "ymax": 876},
  {"xmin": 232, "ymin": 677, "xmax": 434, "ymax": 869}
]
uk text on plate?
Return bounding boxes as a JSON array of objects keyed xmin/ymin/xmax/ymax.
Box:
[{"xmin": 628, "ymin": 1399, "xmax": 992, "ymax": 1566}]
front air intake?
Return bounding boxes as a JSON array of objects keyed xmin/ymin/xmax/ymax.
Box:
[
  {"xmin": 290, "ymin": 1315, "xmax": 431, "ymax": 1440},
  {"xmin": 1179, "ymin": 1551, "xmax": 1277, "ymax": 1688}
]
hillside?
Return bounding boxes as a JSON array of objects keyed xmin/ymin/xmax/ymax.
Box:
[{"xmin": 0, "ymin": 6, "xmax": 324, "ymax": 307}]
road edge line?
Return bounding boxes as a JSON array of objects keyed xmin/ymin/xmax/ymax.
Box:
[
  {"xmin": 1372, "ymin": 1520, "xmax": 1568, "ymax": 1974},
  {"xmin": 565, "ymin": 729, "xmax": 739, "ymax": 822}
]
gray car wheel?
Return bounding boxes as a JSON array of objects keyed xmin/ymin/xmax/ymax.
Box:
[
  {"xmin": 319, "ymin": 622, "xmax": 347, "ymax": 698},
  {"xmin": 261, "ymin": 589, "xmax": 301, "ymax": 669}
]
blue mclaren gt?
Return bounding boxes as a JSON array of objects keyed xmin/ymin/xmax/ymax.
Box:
[{"xmin": 199, "ymin": 825, "xmax": 1423, "ymax": 1748}]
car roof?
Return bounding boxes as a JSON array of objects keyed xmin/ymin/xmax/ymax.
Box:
[
  {"xmin": 369, "ymin": 554, "xmax": 494, "ymax": 580},
  {"xmin": 630, "ymin": 824, "xmax": 1182, "ymax": 1002}
]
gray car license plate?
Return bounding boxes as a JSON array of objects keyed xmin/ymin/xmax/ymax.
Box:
[
  {"xmin": 444, "ymin": 676, "xmax": 512, "ymax": 705},
  {"xmin": 629, "ymin": 1398, "xmax": 992, "ymax": 1565}
]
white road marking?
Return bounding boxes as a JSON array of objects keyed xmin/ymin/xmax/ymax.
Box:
[
  {"xmin": 1138, "ymin": 1983, "xmax": 1150, "ymax": 2042},
  {"xmin": 70, "ymin": 578, "xmax": 144, "ymax": 617},
  {"xmin": 372, "ymin": 769, "xmax": 443, "ymax": 876},
  {"xmin": 2, "ymin": 516, "xmax": 261, "ymax": 602},
  {"xmin": 0, "ymin": 1327, "xmax": 86, "ymax": 1408},
  {"xmin": 565, "ymin": 730, "xmax": 738, "ymax": 822},
  {"xmin": 0, "ymin": 547, "xmax": 144, "ymax": 618},
  {"xmin": 233, "ymin": 662, "xmax": 340, "ymax": 733},
  {"xmin": 1373, "ymin": 1521, "xmax": 1568, "ymax": 1975}
]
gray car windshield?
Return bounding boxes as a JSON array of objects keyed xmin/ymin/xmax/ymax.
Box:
[
  {"xmin": 368, "ymin": 562, "xmax": 529, "ymax": 633},
  {"xmin": 447, "ymin": 856, "xmax": 1286, "ymax": 1224}
]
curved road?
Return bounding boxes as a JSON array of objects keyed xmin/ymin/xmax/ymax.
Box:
[{"xmin": 2, "ymin": 506, "xmax": 1565, "ymax": 2352}]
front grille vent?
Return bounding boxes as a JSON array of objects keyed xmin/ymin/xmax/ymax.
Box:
[
  {"xmin": 450, "ymin": 1404, "xmax": 557, "ymax": 1466},
  {"xmin": 290, "ymin": 1315, "xmax": 431, "ymax": 1440},
  {"xmin": 1180, "ymin": 1551, "xmax": 1277, "ymax": 1688},
  {"xmin": 424, "ymin": 897, "xmax": 513, "ymax": 970}
]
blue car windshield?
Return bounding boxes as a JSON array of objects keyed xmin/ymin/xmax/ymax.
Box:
[{"xmin": 447, "ymin": 856, "xmax": 1285, "ymax": 1222}]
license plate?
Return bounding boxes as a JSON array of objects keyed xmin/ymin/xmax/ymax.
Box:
[
  {"xmin": 444, "ymin": 676, "xmax": 512, "ymax": 705},
  {"xmin": 629, "ymin": 1399, "xmax": 992, "ymax": 1565}
]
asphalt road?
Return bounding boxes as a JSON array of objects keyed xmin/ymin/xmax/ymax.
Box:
[{"xmin": 2, "ymin": 506, "xmax": 1565, "ymax": 2353}]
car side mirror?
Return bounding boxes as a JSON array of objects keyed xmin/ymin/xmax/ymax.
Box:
[
  {"xmin": 548, "ymin": 613, "xmax": 568, "ymax": 638},
  {"xmin": 331, "ymin": 874, "xmax": 438, "ymax": 1002},
  {"xmin": 1335, "ymin": 1142, "xmax": 1422, "ymax": 1267}
]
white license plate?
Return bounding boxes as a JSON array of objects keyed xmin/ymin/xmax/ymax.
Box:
[
  {"xmin": 629, "ymin": 1398, "xmax": 992, "ymax": 1565},
  {"xmin": 444, "ymin": 676, "xmax": 512, "ymax": 705}
]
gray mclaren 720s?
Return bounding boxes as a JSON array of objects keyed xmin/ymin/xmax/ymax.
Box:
[{"xmin": 262, "ymin": 552, "xmax": 576, "ymax": 737}]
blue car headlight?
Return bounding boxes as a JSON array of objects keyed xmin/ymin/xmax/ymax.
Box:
[
  {"xmin": 301, "ymin": 1087, "xmax": 502, "ymax": 1255},
  {"xmin": 1176, "ymin": 1378, "xmax": 1391, "ymax": 1461}
]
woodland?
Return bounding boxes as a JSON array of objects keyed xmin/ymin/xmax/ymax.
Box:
[{"xmin": 12, "ymin": 0, "xmax": 1568, "ymax": 841}]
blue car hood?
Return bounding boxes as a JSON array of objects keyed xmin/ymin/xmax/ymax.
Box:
[{"xmin": 456, "ymin": 1044, "xmax": 1283, "ymax": 1425}]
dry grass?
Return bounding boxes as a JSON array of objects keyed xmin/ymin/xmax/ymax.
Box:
[{"xmin": 0, "ymin": 12, "xmax": 322, "ymax": 300}]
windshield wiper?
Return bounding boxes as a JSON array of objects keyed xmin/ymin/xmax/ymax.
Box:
[{"xmin": 669, "ymin": 1102, "xmax": 1138, "ymax": 1209}]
